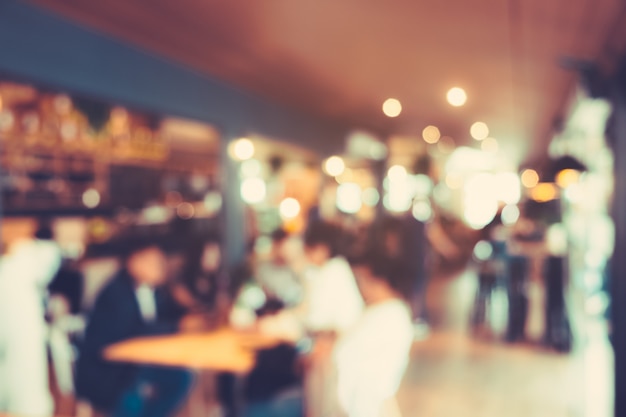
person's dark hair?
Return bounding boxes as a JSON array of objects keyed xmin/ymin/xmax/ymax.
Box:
[
  {"xmin": 121, "ymin": 239, "xmax": 163, "ymax": 263},
  {"xmin": 270, "ymin": 228, "xmax": 289, "ymax": 243},
  {"xmin": 351, "ymin": 247, "xmax": 404, "ymax": 293},
  {"xmin": 304, "ymin": 221, "xmax": 342, "ymax": 257},
  {"xmin": 35, "ymin": 219, "xmax": 54, "ymax": 240}
]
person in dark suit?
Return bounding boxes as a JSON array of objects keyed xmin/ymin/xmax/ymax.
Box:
[{"xmin": 76, "ymin": 241, "xmax": 193, "ymax": 417}]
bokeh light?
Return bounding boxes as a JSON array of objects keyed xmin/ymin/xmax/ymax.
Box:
[
  {"xmin": 422, "ymin": 125, "xmax": 441, "ymax": 144},
  {"xmin": 495, "ymin": 172, "xmax": 521, "ymax": 204},
  {"xmin": 501, "ymin": 204, "xmax": 520, "ymax": 225},
  {"xmin": 336, "ymin": 183, "xmax": 362, "ymax": 214},
  {"xmin": 555, "ymin": 169, "xmax": 581, "ymax": 188},
  {"xmin": 324, "ymin": 155, "xmax": 345, "ymax": 177},
  {"xmin": 473, "ymin": 240, "xmax": 493, "ymax": 261},
  {"xmin": 470, "ymin": 122, "xmax": 489, "ymax": 141},
  {"xmin": 240, "ymin": 177, "xmax": 266, "ymax": 204},
  {"xmin": 240, "ymin": 159, "xmax": 262, "ymax": 178},
  {"xmin": 229, "ymin": 138, "xmax": 255, "ymax": 160},
  {"xmin": 362, "ymin": 187, "xmax": 380, "ymax": 207},
  {"xmin": 176, "ymin": 202, "xmax": 195, "ymax": 219},
  {"xmin": 521, "ymin": 169, "xmax": 540, "ymax": 188},
  {"xmin": 530, "ymin": 183, "xmax": 558, "ymax": 202},
  {"xmin": 437, "ymin": 136, "xmax": 455, "ymax": 154},
  {"xmin": 447, "ymin": 87, "xmax": 467, "ymax": 107},
  {"xmin": 412, "ymin": 200, "xmax": 432, "ymax": 222},
  {"xmin": 481, "ymin": 137, "xmax": 499, "ymax": 153},
  {"xmin": 279, "ymin": 197, "xmax": 301, "ymax": 219},
  {"xmin": 82, "ymin": 188, "xmax": 101, "ymax": 209},
  {"xmin": 382, "ymin": 98, "xmax": 402, "ymax": 118},
  {"xmin": 387, "ymin": 165, "xmax": 408, "ymax": 181},
  {"xmin": 463, "ymin": 173, "xmax": 498, "ymax": 229}
]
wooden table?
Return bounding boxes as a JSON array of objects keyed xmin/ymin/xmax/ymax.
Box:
[
  {"xmin": 104, "ymin": 327, "xmax": 282, "ymax": 373},
  {"xmin": 104, "ymin": 327, "xmax": 284, "ymax": 416}
]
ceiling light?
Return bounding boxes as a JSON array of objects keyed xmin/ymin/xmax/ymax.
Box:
[
  {"xmin": 481, "ymin": 137, "xmax": 498, "ymax": 152},
  {"xmin": 521, "ymin": 169, "xmax": 539, "ymax": 188},
  {"xmin": 447, "ymin": 87, "xmax": 467, "ymax": 107},
  {"xmin": 422, "ymin": 125, "xmax": 441, "ymax": 144},
  {"xmin": 470, "ymin": 122, "xmax": 489, "ymax": 141},
  {"xmin": 229, "ymin": 138, "xmax": 255, "ymax": 160},
  {"xmin": 279, "ymin": 198, "xmax": 301, "ymax": 219},
  {"xmin": 324, "ymin": 156, "xmax": 345, "ymax": 177},
  {"xmin": 382, "ymin": 98, "xmax": 402, "ymax": 118}
]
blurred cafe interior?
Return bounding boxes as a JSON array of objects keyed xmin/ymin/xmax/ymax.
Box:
[{"xmin": 1, "ymin": 1, "xmax": 626, "ymax": 416}]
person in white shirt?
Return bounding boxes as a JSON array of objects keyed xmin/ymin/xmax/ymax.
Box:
[
  {"xmin": 0, "ymin": 226, "xmax": 62, "ymax": 417},
  {"xmin": 334, "ymin": 251, "xmax": 414, "ymax": 417},
  {"xmin": 301, "ymin": 221, "xmax": 364, "ymax": 335}
]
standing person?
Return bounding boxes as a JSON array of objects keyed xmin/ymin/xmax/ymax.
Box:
[
  {"xmin": 334, "ymin": 251, "xmax": 414, "ymax": 417},
  {"xmin": 75, "ymin": 241, "xmax": 193, "ymax": 417},
  {"xmin": 0, "ymin": 221, "xmax": 62, "ymax": 417}
]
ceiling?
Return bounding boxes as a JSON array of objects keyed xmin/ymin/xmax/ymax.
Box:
[{"xmin": 28, "ymin": 0, "xmax": 626, "ymax": 165}]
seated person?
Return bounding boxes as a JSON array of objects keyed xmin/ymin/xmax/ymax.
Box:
[
  {"xmin": 255, "ymin": 228, "xmax": 303, "ymax": 309},
  {"xmin": 75, "ymin": 241, "xmax": 193, "ymax": 417},
  {"xmin": 301, "ymin": 221, "xmax": 364, "ymax": 335},
  {"xmin": 334, "ymin": 251, "xmax": 414, "ymax": 417}
]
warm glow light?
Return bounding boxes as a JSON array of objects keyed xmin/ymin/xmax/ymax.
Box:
[
  {"xmin": 555, "ymin": 169, "xmax": 581, "ymax": 189},
  {"xmin": 336, "ymin": 183, "xmax": 362, "ymax": 214},
  {"xmin": 495, "ymin": 172, "xmax": 521, "ymax": 204},
  {"xmin": 463, "ymin": 173, "xmax": 498, "ymax": 229},
  {"xmin": 530, "ymin": 183, "xmax": 558, "ymax": 202},
  {"xmin": 382, "ymin": 98, "xmax": 402, "ymax": 118},
  {"xmin": 438, "ymin": 136, "xmax": 455, "ymax": 154},
  {"xmin": 230, "ymin": 138, "xmax": 255, "ymax": 161},
  {"xmin": 447, "ymin": 87, "xmax": 467, "ymax": 107},
  {"xmin": 422, "ymin": 125, "xmax": 441, "ymax": 144},
  {"xmin": 387, "ymin": 165, "xmax": 407, "ymax": 181},
  {"xmin": 501, "ymin": 204, "xmax": 520, "ymax": 225},
  {"xmin": 279, "ymin": 198, "xmax": 301, "ymax": 219},
  {"xmin": 470, "ymin": 122, "xmax": 489, "ymax": 141},
  {"xmin": 324, "ymin": 156, "xmax": 345, "ymax": 177},
  {"xmin": 177, "ymin": 202, "xmax": 195, "ymax": 220},
  {"xmin": 521, "ymin": 169, "xmax": 539, "ymax": 188},
  {"xmin": 362, "ymin": 188, "xmax": 380, "ymax": 207},
  {"xmin": 481, "ymin": 137, "xmax": 499, "ymax": 153},
  {"xmin": 203, "ymin": 192, "xmax": 223, "ymax": 213},
  {"xmin": 82, "ymin": 188, "xmax": 101, "ymax": 209},
  {"xmin": 473, "ymin": 241, "xmax": 493, "ymax": 261},
  {"xmin": 412, "ymin": 200, "xmax": 432, "ymax": 222},
  {"xmin": 445, "ymin": 172, "xmax": 463, "ymax": 189},
  {"xmin": 240, "ymin": 159, "xmax": 262, "ymax": 178},
  {"xmin": 240, "ymin": 177, "xmax": 266, "ymax": 204}
]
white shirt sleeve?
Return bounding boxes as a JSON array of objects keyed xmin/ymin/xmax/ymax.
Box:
[{"xmin": 305, "ymin": 257, "xmax": 364, "ymax": 333}]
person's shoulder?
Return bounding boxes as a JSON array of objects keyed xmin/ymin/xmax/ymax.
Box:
[{"xmin": 97, "ymin": 271, "xmax": 133, "ymax": 302}]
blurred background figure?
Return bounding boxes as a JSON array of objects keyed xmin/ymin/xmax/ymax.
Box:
[
  {"xmin": 334, "ymin": 250, "xmax": 414, "ymax": 417},
  {"xmin": 255, "ymin": 228, "xmax": 303, "ymax": 309},
  {"xmin": 0, "ymin": 220, "xmax": 62, "ymax": 417},
  {"xmin": 171, "ymin": 235, "xmax": 222, "ymax": 313},
  {"xmin": 377, "ymin": 215, "xmax": 431, "ymax": 335},
  {"xmin": 302, "ymin": 221, "xmax": 364, "ymax": 334},
  {"xmin": 75, "ymin": 241, "xmax": 193, "ymax": 417}
]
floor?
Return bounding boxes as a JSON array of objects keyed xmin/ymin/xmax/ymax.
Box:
[{"xmin": 396, "ymin": 269, "xmax": 613, "ymax": 417}]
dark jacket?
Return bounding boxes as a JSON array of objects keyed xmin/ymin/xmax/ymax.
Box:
[{"xmin": 75, "ymin": 270, "xmax": 185, "ymax": 412}]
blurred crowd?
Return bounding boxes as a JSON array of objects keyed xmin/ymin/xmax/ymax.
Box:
[{"xmin": 0, "ymin": 213, "xmax": 430, "ymax": 417}]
